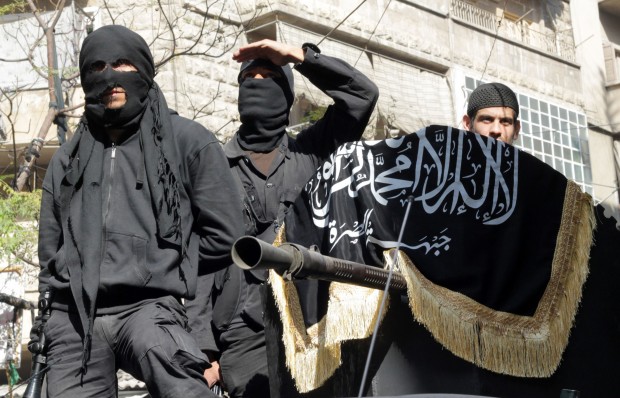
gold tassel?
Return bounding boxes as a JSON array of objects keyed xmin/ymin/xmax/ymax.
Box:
[
  {"xmin": 398, "ymin": 181, "xmax": 594, "ymax": 377},
  {"xmin": 268, "ymin": 225, "xmax": 387, "ymax": 392},
  {"xmin": 268, "ymin": 269, "xmax": 342, "ymax": 392},
  {"xmin": 268, "ymin": 180, "xmax": 593, "ymax": 385}
]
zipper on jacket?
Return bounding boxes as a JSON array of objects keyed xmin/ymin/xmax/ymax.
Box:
[{"xmin": 101, "ymin": 143, "xmax": 116, "ymax": 258}]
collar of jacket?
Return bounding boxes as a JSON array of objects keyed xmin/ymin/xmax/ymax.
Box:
[{"xmin": 225, "ymin": 132, "xmax": 291, "ymax": 161}]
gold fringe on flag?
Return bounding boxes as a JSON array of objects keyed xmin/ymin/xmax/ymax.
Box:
[
  {"xmin": 268, "ymin": 181, "xmax": 593, "ymax": 389},
  {"xmin": 269, "ymin": 226, "xmax": 387, "ymax": 393},
  {"xmin": 398, "ymin": 181, "xmax": 594, "ymax": 377}
]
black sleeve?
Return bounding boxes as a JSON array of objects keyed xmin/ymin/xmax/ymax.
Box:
[
  {"xmin": 179, "ymin": 118, "xmax": 245, "ymax": 356},
  {"xmin": 188, "ymin": 139, "xmax": 245, "ymax": 272},
  {"xmin": 294, "ymin": 46, "xmax": 379, "ymax": 157},
  {"xmin": 185, "ymin": 271, "xmax": 220, "ymax": 355},
  {"xmin": 32, "ymin": 168, "xmax": 61, "ymax": 342},
  {"xmin": 37, "ymin": 168, "xmax": 61, "ymax": 301}
]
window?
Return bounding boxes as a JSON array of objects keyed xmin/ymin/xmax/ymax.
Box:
[
  {"xmin": 603, "ymin": 42, "xmax": 620, "ymax": 84},
  {"xmin": 465, "ymin": 78, "xmax": 592, "ymax": 195}
]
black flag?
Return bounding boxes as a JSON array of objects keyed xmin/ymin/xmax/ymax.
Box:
[{"xmin": 263, "ymin": 126, "xmax": 619, "ymax": 397}]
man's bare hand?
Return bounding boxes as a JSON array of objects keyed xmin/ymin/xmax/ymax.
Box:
[
  {"xmin": 203, "ymin": 360, "xmax": 222, "ymax": 388},
  {"xmin": 233, "ymin": 39, "xmax": 305, "ymax": 65}
]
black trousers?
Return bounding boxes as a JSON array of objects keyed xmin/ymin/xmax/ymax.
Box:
[
  {"xmin": 44, "ymin": 296, "xmax": 216, "ymax": 398},
  {"xmin": 219, "ymin": 328, "xmax": 270, "ymax": 398}
]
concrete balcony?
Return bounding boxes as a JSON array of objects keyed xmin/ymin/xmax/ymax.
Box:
[
  {"xmin": 451, "ymin": 0, "xmax": 576, "ymax": 62},
  {"xmin": 599, "ymin": 0, "xmax": 620, "ymax": 17}
]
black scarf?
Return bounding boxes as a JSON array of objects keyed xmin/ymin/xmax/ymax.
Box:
[
  {"xmin": 237, "ymin": 60, "xmax": 294, "ymax": 151},
  {"xmin": 62, "ymin": 25, "xmax": 186, "ymax": 373}
]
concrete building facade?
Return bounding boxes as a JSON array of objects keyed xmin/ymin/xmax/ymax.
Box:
[
  {"xmin": 1, "ymin": 0, "xmax": 618, "ymax": 212},
  {"xmin": 0, "ymin": 0, "xmax": 619, "ymax": 392}
]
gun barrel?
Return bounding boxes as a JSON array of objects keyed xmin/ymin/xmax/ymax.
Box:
[
  {"xmin": 231, "ymin": 236, "xmax": 407, "ymax": 292},
  {"xmin": 232, "ymin": 236, "xmax": 298, "ymax": 273},
  {"xmin": 23, "ymin": 356, "xmax": 45, "ymax": 398}
]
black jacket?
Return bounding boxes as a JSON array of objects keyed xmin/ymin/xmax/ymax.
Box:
[
  {"xmin": 38, "ymin": 113, "xmax": 244, "ymax": 313},
  {"xmin": 186, "ymin": 46, "xmax": 379, "ymax": 355}
]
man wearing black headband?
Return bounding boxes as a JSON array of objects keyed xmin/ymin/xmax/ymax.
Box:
[
  {"xmin": 463, "ymin": 82, "xmax": 521, "ymax": 144},
  {"xmin": 33, "ymin": 25, "xmax": 244, "ymax": 397},
  {"xmin": 186, "ymin": 39, "xmax": 379, "ymax": 397}
]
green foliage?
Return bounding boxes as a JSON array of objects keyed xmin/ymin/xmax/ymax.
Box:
[
  {"xmin": 301, "ymin": 106, "xmax": 327, "ymax": 124},
  {"xmin": 0, "ymin": 181, "xmax": 41, "ymax": 264},
  {"xmin": 8, "ymin": 359, "xmax": 20, "ymax": 386},
  {"xmin": 0, "ymin": 1, "xmax": 27, "ymax": 16},
  {"xmin": 63, "ymin": 65, "xmax": 80, "ymax": 78}
]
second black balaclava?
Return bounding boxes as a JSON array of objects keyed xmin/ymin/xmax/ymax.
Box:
[
  {"xmin": 237, "ymin": 59, "xmax": 295, "ymax": 152},
  {"xmin": 79, "ymin": 25, "xmax": 154, "ymax": 129}
]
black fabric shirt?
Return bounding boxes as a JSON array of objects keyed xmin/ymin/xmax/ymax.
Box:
[{"xmin": 39, "ymin": 113, "xmax": 245, "ymax": 314}]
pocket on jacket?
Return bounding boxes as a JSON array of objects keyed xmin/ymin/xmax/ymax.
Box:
[
  {"xmin": 239, "ymin": 277, "xmax": 264, "ymax": 329},
  {"xmin": 100, "ymin": 231, "xmax": 151, "ymax": 287},
  {"xmin": 212, "ymin": 266, "xmax": 244, "ymax": 331}
]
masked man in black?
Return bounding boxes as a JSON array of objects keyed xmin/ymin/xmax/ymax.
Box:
[
  {"xmin": 186, "ymin": 39, "xmax": 379, "ymax": 397},
  {"xmin": 33, "ymin": 25, "xmax": 244, "ymax": 397}
]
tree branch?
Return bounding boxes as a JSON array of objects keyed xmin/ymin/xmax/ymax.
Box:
[{"xmin": 0, "ymin": 293, "xmax": 35, "ymax": 310}]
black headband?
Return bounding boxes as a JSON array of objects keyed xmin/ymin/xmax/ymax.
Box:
[{"xmin": 79, "ymin": 25, "xmax": 154, "ymax": 84}]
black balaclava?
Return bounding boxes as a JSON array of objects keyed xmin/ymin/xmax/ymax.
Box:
[
  {"xmin": 237, "ymin": 59, "xmax": 295, "ymax": 151},
  {"xmin": 467, "ymin": 82, "xmax": 519, "ymax": 119},
  {"xmin": 79, "ymin": 25, "xmax": 154, "ymax": 130}
]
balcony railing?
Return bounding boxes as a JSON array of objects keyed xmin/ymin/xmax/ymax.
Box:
[{"xmin": 451, "ymin": 0, "xmax": 576, "ymax": 62}]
